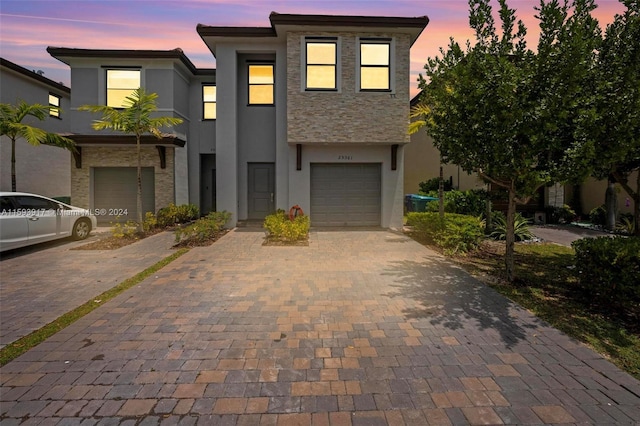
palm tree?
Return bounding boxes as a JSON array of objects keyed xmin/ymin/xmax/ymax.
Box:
[
  {"xmin": 79, "ymin": 88, "xmax": 183, "ymax": 231},
  {"xmin": 1, "ymin": 101, "xmax": 76, "ymax": 191}
]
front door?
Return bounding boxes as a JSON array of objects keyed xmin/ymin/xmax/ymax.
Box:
[{"xmin": 248, "ymin": 163, "xmax": 275, "ymax": 220}]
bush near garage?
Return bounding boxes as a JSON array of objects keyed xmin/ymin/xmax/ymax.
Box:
[
  {"xmin": 264, "ymin": 209, "xmax": 310, "ymax": 243},
  {"xmin": 174, "ymin": 211, "xmax": 231, "ymax": 246},
  {"xmin": 156, "ymin": 203, "xmax": 200, "ymax": 227},
  {"xmin": 406, "ymin": 212, "xmax": 485, "ymax": 255},
  {"xmin": 572, "ymin": 236, "xmax": 640, "ymax": 306}
]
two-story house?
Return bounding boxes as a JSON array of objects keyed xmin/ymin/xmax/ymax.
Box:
[
  {"xmin": 0, "ymin": 58, "xmax": 71, "ymax": 198},
  {"xmin": 47, "ymin": 12, "xmax": 429, "ymax": 228},
  {"xmin": 46, "ymin": 48, "xmax": 216, "ymax": 224}
]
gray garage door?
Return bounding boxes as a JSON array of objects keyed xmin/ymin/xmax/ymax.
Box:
[
  {"xmin": 93, "ymin": 167, "xmax": 155, "ymax": 224},
  {"xmin": 310, "ymin": 163, "xmax": 381, "ymax": 227}
]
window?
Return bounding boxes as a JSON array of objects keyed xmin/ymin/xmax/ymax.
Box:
[
  {"xmin": 106, "ymin": 69, "xmax": 140, "ymax": 108},
  {"xmin": 248, "ymin": 64, "xmax": 274, "ymax": 105},
  {"xmin": 203, "ymin": 85, "xmax": 217, "ymax": 120},
  {"xmin": 49, "ymin": 93, "xmax": 61, "ymax": 118},
  {"xmin": 359, "ymin": 40, "xmax": 391, "ymax": 91},
  {"xmin": 305, "ymin": 39, "xmax": 337, "ymax": 90}
]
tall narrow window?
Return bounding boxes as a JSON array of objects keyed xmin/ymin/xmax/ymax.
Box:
[
  {"xmin": 106, "ymin": 69, "xmax": 140, "ymax": 108},
  {"xmin": 203, "ymin": 85, "xmax": 217, "ymax": 119},
  {"xmin": 49, "ymin": 93, "xmax": 61, "ymax": 118},
  {"xmin": 360, "ymin": 40, "xmax": 391, "ymax": 91},
  {"xmin": 248, "ymin": 64, "xmax": 274, "ymax": 105},
  {"xmin": 306, "ymin": 39, "xmax": 337, "ymax": 90}
]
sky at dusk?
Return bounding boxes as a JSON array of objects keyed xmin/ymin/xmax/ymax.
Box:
[{"xmin": 0, "ymin": 0, "xmax": 627, "ymax": 97}]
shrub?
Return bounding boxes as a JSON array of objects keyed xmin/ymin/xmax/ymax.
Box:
[
  {"xmin": 420, "ymin": 189, "xmax": 488, "ymax": 218},
  {"xmin": 111, "ymin": 219, "xmax": 138, "ymax": 238},
  {"xmin": 406, "ymin": 212, "xmax": 485, "ymax": 255},
  {"xmin": 157, "ymin": 203, "xmax": 200, "ymax": 227},
  {"xmin": 545, "ymin": 204, "xmax": 577, "ymax": 224},
  {"xmin": 589, "ymin": 205, "xmax": 607, "ymax": 226},
  {"xmin": 174, "ymin": 211, "xmax": 231, "ymax": 245},
  {"xmin": 143, "ymin": 211, "xmax": 158, "ymax": 232},
  {"xmin": 490, "ymin": 212, "xmax": 535, "ymax": 241},
  {"xmin": 264, "ymin": 209, "xmax": 310, "ymax": 242},
  {"xmin": 419, "ymin": 177, "xmax": 452, "ymax": 193},
  {"xmin": 616, "ymin": 214, "xmax": 636, "ymax": 235},
  {"xmin": 572, "ymin": 236, "xmax": 640, "ymax": 304}
]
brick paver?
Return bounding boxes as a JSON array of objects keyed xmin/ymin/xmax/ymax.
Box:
[
  {"xmin": 0, "ymin": 231, "xmax": 177, "ymax": 348},
  {"xmin": 1, "ymin": 229, "xmax": 639, "ymax": 424}
]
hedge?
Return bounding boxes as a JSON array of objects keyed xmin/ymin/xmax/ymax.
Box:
[{"xmin": 407, "ymin": 212, "xmax": 485, "ymax": 255}]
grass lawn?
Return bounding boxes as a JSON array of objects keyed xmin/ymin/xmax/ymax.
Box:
[{"xmin": 444, "ymin": 240, "xmax": 640, "ymax": 380}]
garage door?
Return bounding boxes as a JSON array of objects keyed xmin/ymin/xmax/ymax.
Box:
[
  {"xmin": 310, "ymin": 163, "xmax": 381, "ymax": 227},
  {"xmin": 93, "ymin": 167, "xmax": 155, "ymax": 224}
]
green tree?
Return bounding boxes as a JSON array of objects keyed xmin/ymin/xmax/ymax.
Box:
[
  {"xmin": 79, "ymin": 88, "xmax": 183, "ymax": 231},
  {"xmin": 416, "ymin": 0, "xmax": 600, "ymax": 281},
  {"xmin": 591, "ymin": 1, "xmax": 640, "ymax": 235},
  {"xmin": 0, "ymin": 101, "xmax": 75, "ymax": 191}
]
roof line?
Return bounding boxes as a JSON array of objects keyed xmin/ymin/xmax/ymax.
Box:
[
  {"xmin": 46, "ymin": 47, "xmax": 199, "ymax": 74},
  {"xmin": 1, "ymin": 57, "xmax": 70, "ymax": 93}
]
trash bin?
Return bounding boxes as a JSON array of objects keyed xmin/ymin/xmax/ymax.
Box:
[{"xmin": 406, "ymin": 194, "xmax": 438, "ymax": 212}]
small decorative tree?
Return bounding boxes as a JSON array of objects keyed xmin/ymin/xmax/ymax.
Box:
[
  {"xmin": 80, "ymin": 88, "xmax": 183, "ymax": 231},
  {"xmin": 1, "ymin": 101, "xmax": 75, "ymax": 191}
]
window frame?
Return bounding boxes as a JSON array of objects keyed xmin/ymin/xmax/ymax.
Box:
[
  {"xmin": 48, "ymin": 93, "xmax": 61, "ymax": 119},
  {"xmin": 105, "ymin": 68, "xmax": 141, "ymax": 108},
  {"xmin": 247, "ymin": 63, "xmax": 275, "ymax": 106},
  {"xmin": 202, "ymin": 84, "xmax": 217, "ymax": 120},
  {"xmin": 358, "ymin": 38, "xmax": 392, "ymax": 92},
  {"xmin": 304, "ymin": 37, "xmax": 339, "ymax": 91}
]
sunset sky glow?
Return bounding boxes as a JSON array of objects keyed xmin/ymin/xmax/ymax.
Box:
[{"xmin": 0, "ymin": 0, "xmax": 627, "ymax": 97}]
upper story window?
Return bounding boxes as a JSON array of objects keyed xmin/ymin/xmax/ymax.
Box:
[
  {"xmin": 106, "ymin": 69, "xmax": 140, "ymax": 108},
  {"xmin": 49, "ymin": 93, "xmax": 61, "ymax": 118},
  {"xmin": 203, "ymin": 85, "xmax": 217, "ymax": 120},
  {"xmin": 305, "ymin": 39, "xmax": 337, "ymax": 90},
  {"xmin": 359, "ymin": 39, "xmax": 391, "ymax": 91},
  {"xmin": 248, "ymin": 64, "xmax": 274, "ymax": 105}
]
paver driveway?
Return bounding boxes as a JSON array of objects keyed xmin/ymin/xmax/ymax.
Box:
[{"xmin": 1, "ymin": 229, "xmax": 639, "ymax": 425}]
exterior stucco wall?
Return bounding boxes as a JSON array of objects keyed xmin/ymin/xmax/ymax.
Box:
[
  {"xmin": 71, "ymin": 146, "xmax": 175, "ymax": 212},
  {"xmin": 567, "ymin": 173, "xmax": 638, "ymax": 216},
  {"xmin": 286, "ymin": 32, "xmax": 411, "ymax": 145},
  {"xmin": 0, "ymin": 64, "xmax": 71, "ymax": 197},
  {"xmin": 288, "ymin": 144, "xmax": 404, "ymax": 229},
  {"xmin": 405, "ymin": 128, "xmax": 485, "ymax": 194}
]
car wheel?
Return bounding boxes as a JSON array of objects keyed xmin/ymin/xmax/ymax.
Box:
[{"xmin": 72, "ymin": 218, "xmax": 91, "ymax": 240}]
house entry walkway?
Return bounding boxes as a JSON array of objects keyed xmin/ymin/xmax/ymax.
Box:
[{"xmin": 1, "ymin": 229, "xmax": 639, "ymax": 424}]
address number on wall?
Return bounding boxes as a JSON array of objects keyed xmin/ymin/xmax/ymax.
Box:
[{"xmin": 338, "ymin": 155, "xmax": 353, "ymax": 160}]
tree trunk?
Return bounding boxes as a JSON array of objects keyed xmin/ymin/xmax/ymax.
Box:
[
  {"xmin": 11, "ymin": 138, "xmax": 17, "ymax": 192},
  {"xmin": 635, "ymin": 171, "xmax": 640, "ymax": 237},
  {"xmin": 136, "ymin": 135, "xmax": 143, "ymax": 233},
  {"xmin": 485, "ymin": 184, "xmax": 492, "ymax": 234},
  {"xmin": 439, "ymin": 164, "xmax": 445, "ymax": 219},
  {"xmin": 604, "ymin": 178, "xmax": 617, "ymax": 231},
  {"xmin": 505, "ymin": 186, "xmax": 517, "ymax": 282}
]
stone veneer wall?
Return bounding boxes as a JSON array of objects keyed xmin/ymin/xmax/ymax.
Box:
[
  {"xmin": 71, "ymin": 146, "xmax": 174, "ymax": 212},
  {"xmin": 287, "ymin": 32, "xmax": 411, "ymax": 144}
]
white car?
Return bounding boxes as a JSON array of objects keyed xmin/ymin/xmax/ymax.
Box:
[{"xmin": 0, "ymin": 192, "xmax": 98, "ymax": 252}]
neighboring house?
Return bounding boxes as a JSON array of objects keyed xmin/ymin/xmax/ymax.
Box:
[
  {"xmin": 47, "ymin": 48, "xmax": 215, "ymax": 224},
  {"xmin": 406, "ymin": 92, "xmax": 635, "ymax": 220},
  {"xmin": 0, "ymin": 58, "xmax": 71, "ymax": 198},
  {"xmin": 47, "ymin": 12, "xmax": 429, "ymax": 228}
]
